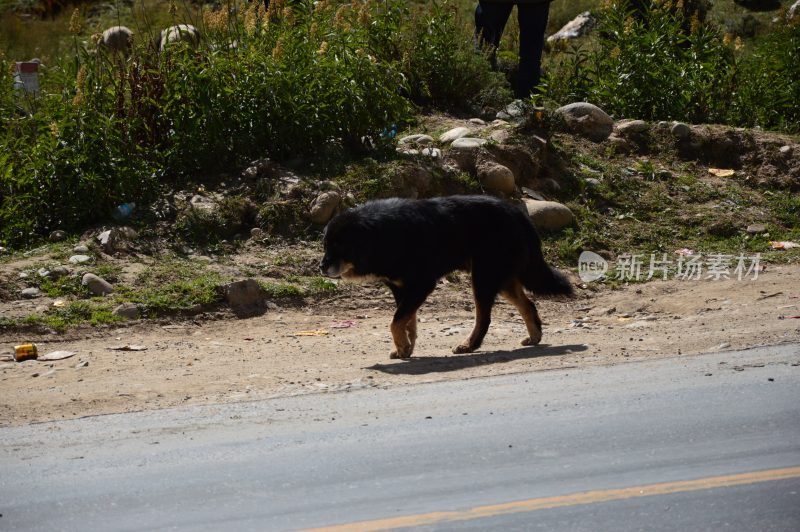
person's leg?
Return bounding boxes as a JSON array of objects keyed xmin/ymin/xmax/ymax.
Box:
[
  {"xmin": 475, "ymin": 2, "xmax": 514, "ymax": 70},
  {"xmin": 516, "ymin": 2, "xmax": 551, "ymax": 98}
]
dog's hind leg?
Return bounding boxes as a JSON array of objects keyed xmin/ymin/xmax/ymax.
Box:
[
  {"xmin": 454, "ymin": 265, "xmax": 501, "ymax": 354},
  {"xmin": 387, "ymin": 281, "xmax": 434, "ymax": 359},
  {"xmin": 501, "ymin": 279, "xmax": 543, "ymax": 346}
]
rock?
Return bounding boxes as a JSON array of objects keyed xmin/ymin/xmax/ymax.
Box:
[
  {"xmin": 439, "ymin": 127, "xmax": 471, "ymax": 144},
  {"xmin": 554, "ymin": 102, "xmax": 614, "ymax": 142},
  {"xmin": 97, "ymin": 227, "xmax": 138, "ymax": 253},
  {"xmin": 112, "ymin": 302, "xmax": 141, "ymax": 319},
  {"xmin": 81, "ymin": 273, "xmax": 113, "ymax": 296},
  {"xmin": 47, "ymin": 266, "xmax": 70, "ymax": 279},
  {"xmin": 488, "ymin": 128, "xmax": 512, "ymax": 144},
  {"xmin": 547, "ymin": 11, "xmax": 595, "ymax": 43},
  {"xmin": 189, "ymin": 194, "xmax": 217, "ymax": 214},
  {"xmin": 615, "ymin": 119, "xmax": 649, "ymax": 136},
  {"xmin": 446, "ymin": 138, "xmax": 486, "ymax": 173},
  {"xmin": 477, "ymin": 162, "xmax": 516, "ymax": 194},
  {"xmin": 607, "ymin": 134, "xmax": 633, "ymax": 152},
  {"xmin": 451, "ymin": 137, "xmax": 487, "ymax": 149},
  {"xmin": 779, "ymin": 145, "xmax": 793, "ymax": 157},
  {"xmin": 73, "ymin": 244, "xmax": 90, "ymax": 253},
  {"xmin": 398, "ymin": 134, "xmax": 434, "ymax": 146},
  {"xmin": 221, "ymin": 279, "xmax": 268, "ymax": 318},
  {"xmin": 97, "ymin": 229, "xmax": 117, "ymax": 252},
  {"xmin": 746, "ymin": 223, "xmax": 767, "ymax": 234},
  {"xmin": 250, "ymin": 227, "xmax": 264, "ymax": 239},
  {"xmin": 541, "ymin": 178, "xmax": 561, "ymax": 192},
  {"xmin": 491, "ymin": 119, "xmax": 509, "ymax": 127},
  {"xmin": 671, "ymin": 122, "xmax": 692, "ymax": 138},
  {"xmin": 69, "ymin": 254, "xmax": 92, "ymax": 265},
  {"xmin": 309, "ymin": 191, "xmax": 341, "ymax": 225},
  {"xmin": 469, "ymin": 118, "xmax": 486, "ymax": 126},
  {"xmin": 18, "ymin": 271, "xmax": 29, "ymax": 279},
  {"xmin": 49, "ymin": 230, "xmax": 66, "ymax": 242},
  {"xmin": 480, "ymin": 142, "xmax": 544, "ymax": 187},
  {"xmin": 503, "ymin": 99, "xmax": 526, "ymax": 118},
  {"xmin": 421, "ymin": 147, "xmax": 442, "ymax": 158},
  {"xmin": 20, "ymin": 287, "xmax": 41, "ymax": 299},
  {"xmin": 585, "ymin": 177, "xmax": 601, "ymax": 188},
  {"xmin": 524, "ymin": 200, "xmax": 575, "ymax": 231},
  {"xmin": 789, "ymin": 1, "xmax": 800, "ymax": 20}
]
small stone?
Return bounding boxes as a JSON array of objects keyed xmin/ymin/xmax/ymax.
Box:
[
  {"xmin": 468, "ymin": 118, "xmax": 486, "ymax": 126},
  {"xmin": 309, "ymin": 191, "xmax": 341, "ymax": 225},
  {"xmin": 47, "ymin": 266, "xmax": 70, "ymax": 279},
  {"xmin": 451, "ymin": 137, "xmax": 487, "ymax": 149},
  {"xmin": 20, "ymin": 287, "xmax": 41, "ymax": 299},
  {"xmin": 746, "ymin": 223, "xmax": 767, "ymax": 234},
  {"xmin": 18, "ymin": 271, "xmax": 29, "ymax": 279},
  {"xmin": 73, "ymin": 244, "xmax": 90, "ymax": 253},
  {"xmin": 488, "ymin": 128, "xmax": 511, "ymax": 144},
  {"xmin": 421, "ymin": 147, "xmax": 442, "ymax": 158},
  {"xmin": 607, "ymin": 135, "xmax": 632, "ymax": 152},
  {"xmin": 75, "ymin": 361, "xmax": 89, "ymax": 369},
  {"xmin": 112, "ymin": 302, "xmax": 141, "ymax": 320},
  {"xmin": 69, "ymin": 255, "xmax": 92, "ymax": 265},
  {"xmin": 615, "ymin": 119, "xmax": 649, "ymax": 136},
  {"xmin": 439, "ymin": 127, "xmax": 471, "ymax": 144},
  {"xmin": 82, "ymin": 273, "xmax": 113, "ymax": 296},
  {"xmin": 250, "ymin": 227, "xmax": 264, "ymax": 239},
  {"xmin": 490, "ymin": 119, "xmax": 509, "ymax": 127},
  {"xmin": 524, "ymin": 200, "xmax": 575, "ymax": 231},
  {"xmin": 671, "ymin": 122, "xmax": 691, "ymax": 138},
  {"xmin": 779, "ymin": 145, "xmax": 792, "ymax": 157},
  {"xmin": 49, "ymin": 230, "xmax": 67, "ymax": 242},
  {"xmin": 398, "ymin": 134, "xmax": 434, "ymax": 146},
  {"xmin": 585, "ymin": 178, "xmax": 601, "ymax": 188}
]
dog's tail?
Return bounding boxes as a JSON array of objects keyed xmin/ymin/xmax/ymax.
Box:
[{"xmin": 520, "ymin": 224, "xmax": 574, "ymax": 297}]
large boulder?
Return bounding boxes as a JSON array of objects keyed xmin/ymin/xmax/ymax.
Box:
[
  {"xmin": 477, "ymin": 162, "xmax": 516, "ymax": 194},
  {"xmin": 524, "ymin": 200, "xmax": 575, "ymax": 231},
  {"xmin": 221, "ymin": 279, "xmax": 268, "ymax": 318},
  {"xmin": 82, "ymin": 273, "xmax": 114, "ymax": 296},
  {"xmin": 309, "ymin": 191, "xmax": 341, "ymax": 225},
  {"xmin": 554, "ymin": 102, "xmax": 614, "ymax": 142}
]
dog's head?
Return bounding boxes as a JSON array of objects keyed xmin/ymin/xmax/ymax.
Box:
[{"xmin": 319, "ymin": 210, "xmax": 363, "ymax": 279}]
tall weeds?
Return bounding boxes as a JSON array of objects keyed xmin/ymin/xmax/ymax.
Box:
[{"xmin": 0, "ymin": 0, "xmax": 503, "ymax": 247}]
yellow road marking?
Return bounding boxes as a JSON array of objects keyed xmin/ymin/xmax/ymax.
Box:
[{"xmin": 302, "ymin": 466, "xmax": 800, "ymax": 532}]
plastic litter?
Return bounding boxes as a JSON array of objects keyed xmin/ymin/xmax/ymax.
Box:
[{"xmin": 769, "ymin": 241, "xmax": 799, "ymax": 250}]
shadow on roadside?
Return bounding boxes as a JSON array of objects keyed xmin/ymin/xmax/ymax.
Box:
[{"xmin": 366, "ymin": 343, "xmax": 589, "ymax": 375}]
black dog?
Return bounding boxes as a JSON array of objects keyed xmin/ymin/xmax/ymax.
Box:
[{"xmin": 320, "ymin": 195, "xmax": 573, "ymax": 358}]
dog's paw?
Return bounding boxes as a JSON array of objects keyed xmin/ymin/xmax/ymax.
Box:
[
  {"xmin": 453, "ymin": 343, "xmax": 476, "ymax": 354},
  {"xmin": 521, "ymin": 335, "xmax": 542, "ymax": 346},
  {"xmin": 390, "ymin": 346, "xmax": 413, "ymax": 359}
]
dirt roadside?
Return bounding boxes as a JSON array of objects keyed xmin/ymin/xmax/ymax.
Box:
[{"xmin": 2, "ymin": 264, "xmax": 799, "ymax": 427}]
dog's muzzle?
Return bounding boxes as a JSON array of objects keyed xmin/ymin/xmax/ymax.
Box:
[{"xmin": 319, "ymin": 256, "xmax": 340, "ymax": 278}]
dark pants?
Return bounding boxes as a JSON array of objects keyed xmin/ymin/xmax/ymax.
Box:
[{"xmin": 475, "ymin": 1, "xmax": 550, "ymax": 98}]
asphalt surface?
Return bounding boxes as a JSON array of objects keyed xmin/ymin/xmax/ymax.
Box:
[{"xmin": 2, "ymin": 344, "xmax": 799, "ymax": 531}]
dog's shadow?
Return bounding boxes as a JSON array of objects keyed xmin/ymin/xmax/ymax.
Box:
[{"xmin": 366, "ymin": 343, "xmax": 588, "ymax": 375}]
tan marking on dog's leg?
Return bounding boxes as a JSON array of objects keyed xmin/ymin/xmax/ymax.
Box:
[
  {"xmin": 501, "ymin": 280, "xmax": 543, "ymax": 346},
  {"xmin": 390, "ymin": 315, "xmax": 414, "ymax": 359},
  {"xmin": 406, "ymin": 311, "xmax": 418, "ymax": 351},
  {"xmin": 453, "ymin": 300, "xmax": 492, "ymax": 354}
]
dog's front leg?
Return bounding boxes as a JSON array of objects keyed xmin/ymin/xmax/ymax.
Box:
[{"xmin": 387, "ymin": 281, "xmax": 434, "ymax": 359}]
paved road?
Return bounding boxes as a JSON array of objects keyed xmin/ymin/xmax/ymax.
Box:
[{"xmin": 2, "ymin": 344, "xmax": 799, "ymax": 531}]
